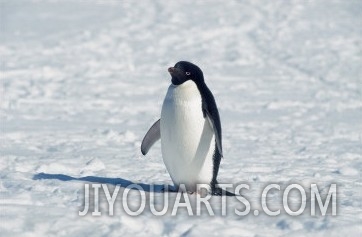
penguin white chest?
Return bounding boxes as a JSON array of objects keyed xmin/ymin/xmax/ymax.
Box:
[{"xmin": 160, "ymin": 80, "xmax": 215, "ymax": 191}]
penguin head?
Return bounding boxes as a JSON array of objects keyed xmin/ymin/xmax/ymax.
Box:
[{"xmin": 168, "ymin": 61, "xmax": 204, "ymax": 86}]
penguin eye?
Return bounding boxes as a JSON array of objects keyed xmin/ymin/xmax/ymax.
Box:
[{"xmin": 185, "ymin": 72, "xmax": 191, "ymax": 76}]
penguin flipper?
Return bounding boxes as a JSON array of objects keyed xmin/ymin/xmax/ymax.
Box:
[
  {"xmin": 205, "ymin": 110, "xmax": 223, "ymax": 157},
  {"xmin": 141, "ymin": 119, "xmax": 161, "ymax": 155}
]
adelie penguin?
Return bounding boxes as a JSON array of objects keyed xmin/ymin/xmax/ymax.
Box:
[{"xmin": 141, "ymin": 61, "xmax": 233, "ymax": 196}]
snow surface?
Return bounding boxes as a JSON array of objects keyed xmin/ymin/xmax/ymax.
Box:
[{"xmin": 1, "ymin": 0, "xmax": 361, "ymax": 236}]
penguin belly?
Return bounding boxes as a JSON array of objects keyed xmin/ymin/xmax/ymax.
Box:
[{"xmin": 160, "ymin": 80, "xmax": 215, "ymax": 192}]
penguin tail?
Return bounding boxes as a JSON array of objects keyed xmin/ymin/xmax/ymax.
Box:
[
  {"xmin": 211, "ymin": 187, "xmax": 237, "ymax": 196},
  {"xmin": 211, "ymin": 180, "xmax": 238, "ymax": 196}
]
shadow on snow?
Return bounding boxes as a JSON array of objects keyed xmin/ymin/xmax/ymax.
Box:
[{"xmin": 32, "ymin": 172, "xmax": 171, "ymax": 193}]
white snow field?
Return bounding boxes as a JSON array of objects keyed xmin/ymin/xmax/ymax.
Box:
[{"xmin": 1, "ymin": 0, "xmax": 361, "ymax": 236}]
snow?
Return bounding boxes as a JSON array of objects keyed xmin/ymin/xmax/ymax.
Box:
[{"xmin": 1, "ymin": 0, "xmax": 361, "ymax": 236}]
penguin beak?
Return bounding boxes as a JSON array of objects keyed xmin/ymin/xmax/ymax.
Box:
[
  {"xmin": 168, "ymin": 67, "xmax": 176, "ymax": 74},
  {"xmin": 168, "ymin": 67, "xmax": 183, "ymax": 76},
  {"xmin": 168, "ymin": 67, "xmax": 185, "ymax": 85}
]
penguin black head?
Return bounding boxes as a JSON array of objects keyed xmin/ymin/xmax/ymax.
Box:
[{"xmin": 168, "ymin": 61, "xmax": 204, "ymax": 86}]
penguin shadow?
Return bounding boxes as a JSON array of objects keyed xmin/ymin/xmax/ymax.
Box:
[{"xmin": 32, "ymin": 172, "xmax": 172, "ymax": 193}]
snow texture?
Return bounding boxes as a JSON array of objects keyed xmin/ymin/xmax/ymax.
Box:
[{"xmin": 1, "ymin": 0, "xmax": 361, "ymax": 236}]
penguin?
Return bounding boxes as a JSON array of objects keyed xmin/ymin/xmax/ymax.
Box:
[{"xmin": 141, "ymin": 61, "xmax": 229, "ymax": 195}]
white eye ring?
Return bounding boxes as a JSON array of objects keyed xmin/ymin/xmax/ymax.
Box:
[{"xmin": 185, "ymin": 72, "xmax": 191, "ymax": 76}]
